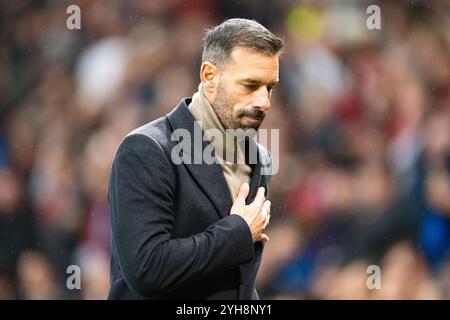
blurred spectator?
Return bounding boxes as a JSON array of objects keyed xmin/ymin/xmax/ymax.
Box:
[{"xmin": 16, "ymin": 250, "xmax": 59, "ymax": 299}]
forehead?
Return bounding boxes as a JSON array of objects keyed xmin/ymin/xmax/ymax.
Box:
[{"xmin": 222, "ymin": 47, "xmax": 279, "ymax": 82}]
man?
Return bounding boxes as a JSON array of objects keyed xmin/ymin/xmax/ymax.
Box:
[{"xmin": 108, "ymin": 18, "xmax": 283, "ymax": 299}]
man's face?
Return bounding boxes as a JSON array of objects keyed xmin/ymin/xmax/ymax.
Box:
[{"xmin": 210, "ymin": 47, "xmax": 279, "ymax": 130}]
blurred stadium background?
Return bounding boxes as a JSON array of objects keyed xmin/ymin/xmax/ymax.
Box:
[{"xmin": 0, "ymin": 0, "xmax": 449, "ymax": 299}]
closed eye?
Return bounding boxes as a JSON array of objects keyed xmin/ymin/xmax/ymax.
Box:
[{"xmin": 243, "ymin": 83, "xmax": 258, "ymax": 91}]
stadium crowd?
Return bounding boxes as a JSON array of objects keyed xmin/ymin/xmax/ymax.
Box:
[{"xmin": 0, "ymin": 0, "xmax": 449, "ymax": 299}]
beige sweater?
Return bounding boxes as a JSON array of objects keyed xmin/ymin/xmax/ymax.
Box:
[{"xmin": 188, "ymin": 84, "xmax": 252, "ymax": 201}]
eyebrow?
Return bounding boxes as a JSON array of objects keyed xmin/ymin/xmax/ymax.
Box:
[{"xmin": 240, "ymin": 79, "xmax": 279, "ymax": 86}]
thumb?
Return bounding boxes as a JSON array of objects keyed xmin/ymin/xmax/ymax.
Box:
[
  {"xmin": 261, "ymin": 233, "xmax": 270, "ymax": 243},
  {"xmin": 261, "ymin": 200, "xmax": 271, "ymax": 219},
  {"xmin": 230, "ymin": 183, "xmax": 250, "ymax": 215}
]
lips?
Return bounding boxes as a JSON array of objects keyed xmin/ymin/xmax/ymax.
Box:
[
  {"xmin": 240, "ymin": 112, "xmax": 265, "ymax": 120},
  {"xmin": 244, "ymin": 115, "xmax": 264, "ymax": 121}
]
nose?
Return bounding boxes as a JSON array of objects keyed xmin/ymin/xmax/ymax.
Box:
[{"xmin": 253, "ymin": 86, "xmax": 271, "ymax": 112}]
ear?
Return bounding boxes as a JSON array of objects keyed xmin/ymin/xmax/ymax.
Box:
[{"xmin": 200, "ymin": 62, "xmax": 218, "ymax": 94}]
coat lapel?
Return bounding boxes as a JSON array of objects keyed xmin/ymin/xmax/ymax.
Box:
[
  {"xmin": 166, "ymin": 99, "xmax": 233, "ymax": 219},
  {"xmin": 244, "ymin": 137, "xmax": 264, "ymax": 204}
]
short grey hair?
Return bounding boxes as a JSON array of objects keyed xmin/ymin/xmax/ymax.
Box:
[{"xmin": 202, "ymin": 18, "xmax": 284, "ymax": 67}]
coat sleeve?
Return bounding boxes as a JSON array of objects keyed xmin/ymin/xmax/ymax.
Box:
[{"xmin": 108, "ymin": 133, "xmax": 254, "ymax": 297}]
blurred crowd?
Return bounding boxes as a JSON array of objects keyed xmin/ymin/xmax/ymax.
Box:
[{"xmin": 0, "ymin": 0, "xmax": 449, "ymax": 299}]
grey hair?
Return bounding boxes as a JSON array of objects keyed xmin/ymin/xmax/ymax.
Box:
[{"xmin": 202, "ymin": 18, "xmax": 284, "ymax": 67}]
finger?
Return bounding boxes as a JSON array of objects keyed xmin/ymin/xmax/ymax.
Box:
[
  {"xmin": 236, "ymin": 183, "xmax": 250, "ymax": 203},
  {"xmin": 253, "ymin": 187, "xmax": 266, "ymax": 206},
  {"xmin": 261, "ymin": 200, "xmax": 271, "ymax": 220},
  {"xmin": 263, "ymin": 213, "xmax": 271, "ymax": 229},
  {"xmin": 261, "ymin": 233, "xmax": 270, "ymax": 243}
]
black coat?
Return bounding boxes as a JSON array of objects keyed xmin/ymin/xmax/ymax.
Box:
[{"xmin": 107, "ymin": 98, "xmax": 272, "ymax": 299}]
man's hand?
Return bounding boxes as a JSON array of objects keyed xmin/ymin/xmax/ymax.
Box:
[{"xmin": 230, "ymin": 183, "xmax": 271, "ymax": 243}]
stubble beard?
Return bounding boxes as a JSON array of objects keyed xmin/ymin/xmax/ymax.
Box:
[{"xmin": 212, "ymin": 81, "xmax": 264, "ymax": 131}]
